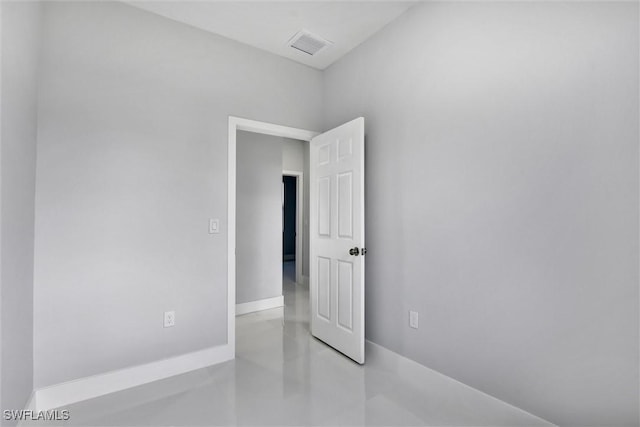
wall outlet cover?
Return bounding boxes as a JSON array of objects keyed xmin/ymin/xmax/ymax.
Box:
[{"xmin": 164, "ymin": 311, "xmax": 175, "ymax": 328}]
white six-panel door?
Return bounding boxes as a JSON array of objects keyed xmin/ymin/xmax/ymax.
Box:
[{"xmin": 310, "ymin": 118, "xmax": 365, "ymax": 364}]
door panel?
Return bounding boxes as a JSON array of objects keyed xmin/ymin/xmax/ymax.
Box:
[
  {"xmin": 318, "ymin": 176, "xmax": 331, "ymax": 237},
  {"xmin": 337, "ymin": 260, "xmax": 353, "ymax": 331},
  {"xmin": 337, "ymin": 172, "xmax": 353, "ymax": 239},
  {"xmin": 310, "ymin": 117, "xmax": 365, "ymax": 364},
  {"xmin": 317, "ymin": 256, "xmax": 331, "ymax": 321}
]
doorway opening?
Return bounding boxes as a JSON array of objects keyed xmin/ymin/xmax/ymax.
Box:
[
  {"xmin": 227, "ymin": 117, "xmax": 317, "ymax": 354},
  {"xmin": 282, "ymin": 171, "xmax": 303, "ymax": 287},
  {"xmin": 228, "ymin": 116, "xmax": 366, "ymax": 364}
]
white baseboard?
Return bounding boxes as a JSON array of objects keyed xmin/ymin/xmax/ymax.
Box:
[
  {"xmin": 364, "ymin": 340, "xmax": 556, "ymax": 426},
  {"xmin": 34, "ymin": 343, "xmax": 233, "ymax": 411},
  {"xmin": 24, "ymin": 392, "xmax": 36, "ymax": 411},
  {"xmin": 16, "ymin": 392, "xmax": 37, "ymax": 427},
  {"xmin": 236, "ymin": 295, "xmax": 284, "ymax": 316}
]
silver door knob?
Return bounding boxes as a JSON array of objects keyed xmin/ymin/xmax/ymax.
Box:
[{"xmin": 349, "ymin": 247, "xmax": 360, "ymax": 256}]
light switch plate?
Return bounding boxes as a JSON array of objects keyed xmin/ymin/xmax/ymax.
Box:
[
  {"xmin": 164, "ymin": 311, "xmax": 175, "ymax": 328},
  {"xmin": 209, "ymin": 219, "xmax": 219, "ymax": 234},
  {"xmin": 409, "ymin": 311, "xmax": 419, "ymax": 329}
]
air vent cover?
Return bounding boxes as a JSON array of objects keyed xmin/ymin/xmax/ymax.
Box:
[{"xmin": 288, "ymin": 30, "xmax": 332, "ymax": 56}]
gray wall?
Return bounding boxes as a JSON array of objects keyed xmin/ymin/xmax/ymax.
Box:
[
  {"xmin": 236, "ymin": 134, "xmax": 309, "ymax": 305},
  {"xmin": 282, "ymin": 138, "xmax": 305, "ymax": 171},
  {"xmin": 33, "ymin": 1, "xmax": 322, "ymax": 389},
  {"xmin": 0, "ymin": 1, "xmax": 42, "ymax": 420},
  {"xmin": 236, "ymin": 131, "xmax": 283, "ymax": 304},
  {"xmin": 323, "ymin": 2, "xmax": 639, "ymax": 426}
]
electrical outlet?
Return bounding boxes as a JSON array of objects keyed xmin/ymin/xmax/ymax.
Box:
[
  {"xmin": 164, "ymin": 311, "xmax": 175, "ymax": 328},
  {"xmin": 409, "ymin": 311, "xmax": 419, "ymax": 329}
]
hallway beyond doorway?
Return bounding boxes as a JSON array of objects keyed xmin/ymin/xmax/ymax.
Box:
[{"xmin": 283, "ymin": 261, "xmax": 296, "ymax": 283}]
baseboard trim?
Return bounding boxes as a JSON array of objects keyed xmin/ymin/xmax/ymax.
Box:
[
  {"xmin": 364, "ymin": 340, "xmax": 557, "ymax": 426},
  {"xmin": 24, "ymin": 392, "xmax": 36, "ymax": 411},
  {"xmin": 34, "ymin": 343, "xmax": 233, "ymax": 411},
  {"xmin": 236, "ymin": 295, "xmax": 284, "ymax": 316},
  {"xmin": 16, "ymin": 392, "xmax": 37, "ymax": 427}
]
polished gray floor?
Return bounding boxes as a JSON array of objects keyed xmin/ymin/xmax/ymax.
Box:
[{"xmin": 45, "ymin": 262, "xmax": 553, "ymax": 426}]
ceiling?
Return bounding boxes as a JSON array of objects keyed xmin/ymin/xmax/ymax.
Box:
[{"xmin": 125, "ymin": 1, "xmax": 417, "ymax": 70}]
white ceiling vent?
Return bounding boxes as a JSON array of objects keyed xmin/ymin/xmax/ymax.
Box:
[{"xmin": 287, "ymin": 30, "xmax": 332, "ymax": 56}]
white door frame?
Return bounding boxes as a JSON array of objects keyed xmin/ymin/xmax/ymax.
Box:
[
  {"xmin": 227, "ymin": 116, "xmax": 318, "ymax": 354},
  {"xmin": 282, "ymin": 170, "xmax": 304, "ymax": 285}
]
